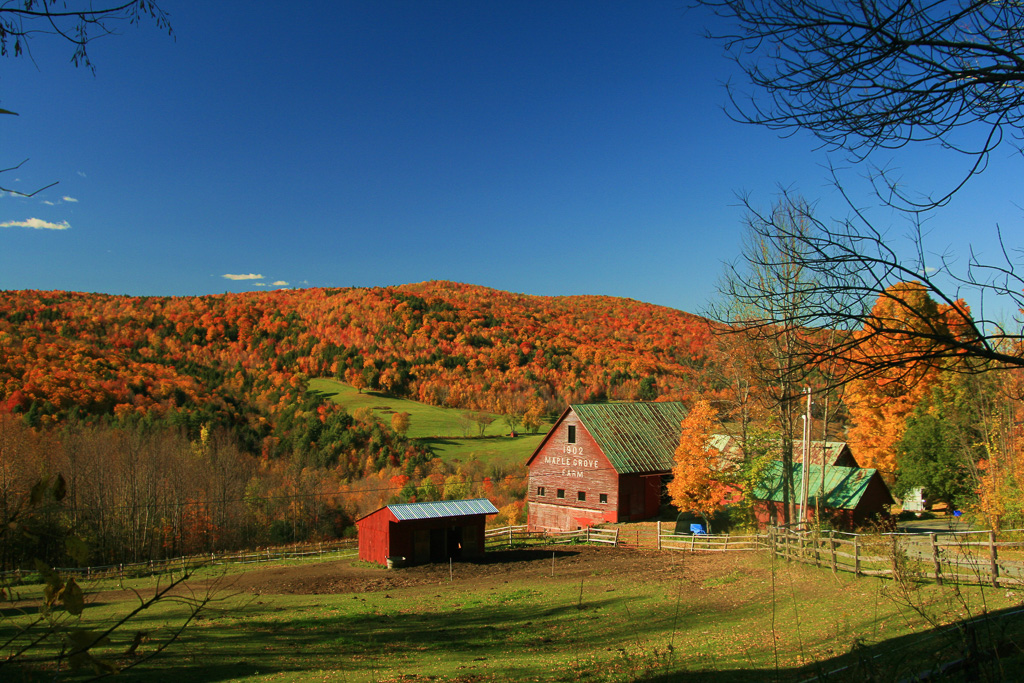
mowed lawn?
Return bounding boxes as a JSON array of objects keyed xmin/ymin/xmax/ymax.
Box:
[
  {"xmin": 8, "ymin": 546, "xmax": 1023, "ymax": 682},
  {"xmin": 308, "ymin": 378, "xmax": 549, "ymax": 469}
]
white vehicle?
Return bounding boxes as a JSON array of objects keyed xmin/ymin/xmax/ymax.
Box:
[{"xmin": 902, "ymin": 487, "xmax": 928, "ymax": 515}]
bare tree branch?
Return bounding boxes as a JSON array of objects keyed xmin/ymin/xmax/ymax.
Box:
[
  {"xmin": 0, "ymin": 1, "xmax": 172, "ymax": 72},
  {"xmin": 703, "ymin": 0, "xmax": 1024, "ymax": 211},
  {"xmin": 708, "ymin": 190, "xmax": 1024, "ymax": 396}
]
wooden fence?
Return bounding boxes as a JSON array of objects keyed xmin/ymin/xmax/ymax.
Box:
[
  {"xmin": 769, "ymin": 527, "xmax": 1024, "ymax": 587},
  {"xmin": 484, "ymin": 525, "xmax": 540, "ymax": 548},
  {"xmin": 484, "ymin": 525, "xmax": 619, "ymax": 548},
  {"xmin": 659, "ymin": 530, "xmax": 763, "ymax": 552},
  {"xmin": 0, "ymin": 539, "xmax": 359, "ymax": 584}
]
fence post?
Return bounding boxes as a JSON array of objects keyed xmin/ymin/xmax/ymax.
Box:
[
  {"xmin": 830, "ymin": 531, "xmax": 836, "ymax": 573},
  {"xmin": 931, "ymin": 533, "xmax": 942, "ymax": 586},
  {"xmin": 853, "ymin": 536, "xmax": 860, "ymax": 577},
  {"xmin": 657, "ymin": 521, "xmax": 662, "ymax": 550},
  {"xmin": 613, "ymin": 528, "xmax": 619, "ymax": 547},
  {"xmin": 989, "ymin": 530, "xmax": 999, "ymax": 588},
  {"xmin": 890, "ymin": 533, "xmax": 900, "ymax": 580},
  {"xmin": 508, "ymin": 526, "xmax": 513, "ymax": 548}
]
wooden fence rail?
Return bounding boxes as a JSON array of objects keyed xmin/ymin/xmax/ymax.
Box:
[
  {"xmin": 768, "ymin": 527, "xmax": 1024, "ymax": 588},
  {"xmin": 659, "ymin": 532, "xmax": 764, "ymax": 553},
  {"xmin": 484, "ymin": 525, "xmax": 620, "ymax": 548}
]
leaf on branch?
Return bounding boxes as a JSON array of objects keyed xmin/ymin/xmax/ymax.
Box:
[
  {"xmin": 67, "ymin": 629, "xmax": 116, "ymax": 673},
  {"xmin": 29, "ymin": 479, "xmax": 47, "ymax": 506},
  {"xmin": 61, "ymin": 577, "xmax": 85, "ymax": 616},
  {"xmin": 52, "ymin": 473, "xmax": 67, "ymax": 501},
  {"xmin": 65, "ymin": 535, "xmax": 90, "ymax": 566}
]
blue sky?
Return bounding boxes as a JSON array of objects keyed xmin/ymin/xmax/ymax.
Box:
[{"xmin": 1, "ymin": 1, "xmax": 1019, "ymax": 315}]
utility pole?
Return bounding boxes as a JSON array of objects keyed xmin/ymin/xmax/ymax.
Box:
[{"xmin": 798, "ymin": 387, "xmax": 812, "ymax": 526}]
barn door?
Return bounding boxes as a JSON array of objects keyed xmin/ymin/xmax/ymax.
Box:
[
  {"xmin": 429, "ymin": 528, "xmax": 446, "ymax": 562},
  {"xmin": 413, "ymin": 529, "xmax": 430, "ymax": 564}
]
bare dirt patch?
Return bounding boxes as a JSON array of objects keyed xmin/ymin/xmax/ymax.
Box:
[{"xmin": 214, "ymin": 545, "xmax": 759, "ymax": 596}]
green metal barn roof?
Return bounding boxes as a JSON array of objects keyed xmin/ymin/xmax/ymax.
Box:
[
  {"xmin": 385, "ymin": 498, "xmax": 499, "ymax": 522},
  {"xmin": 571, "ymin": 402, "xmax": 689, "ymax": 475},
  {"xmin": 753, "ymin": 462, "xmax": 881, "ymax": 510}
]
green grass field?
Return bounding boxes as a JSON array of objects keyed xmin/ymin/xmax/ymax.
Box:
[
  {"xmin": 308, "ymin": 378, "xmax": 548, "ymax": 469},
  {"xmin": 6, "ymin": 545, "xmax": 1022, "ymax": 681}
]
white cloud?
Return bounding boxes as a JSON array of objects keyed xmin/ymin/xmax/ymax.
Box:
[
  {"xmin": 222, "ymin": 273, "xmax": 264, "ymax": 281},
  {"xmin": 62, "ymin": 196, "xmax": 78, "ymax": 203},
  {"xmin": 254, "ymin": 282, "xmax": 268, "ymax": 287},
  {"xmin": 272, "ymin": 280, "xmax": 289, "ymax": 286},
  {"xmin": 0, "ymin": 217, "xmax": 71, "ymax": 230},
  {"xmin": 77, "ymin": 171, "xmax": 87, "ymax": 178},
  {"xmin": 42, "ymin": 200, "xmax": 55, "ymax": 205}
]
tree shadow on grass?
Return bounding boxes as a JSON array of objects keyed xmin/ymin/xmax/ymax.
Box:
[
  {"xmin": 103, "ymin": 576, "xmax": 1024, "ymax": 682},
  {"xmin": 641, "ymin": 604, "xmax": 1024, "ymax": 682}
]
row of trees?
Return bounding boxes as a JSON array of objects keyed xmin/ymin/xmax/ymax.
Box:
[{"xmin": 0, "ymin": 406, "xmax": 526, "ymax": 570}]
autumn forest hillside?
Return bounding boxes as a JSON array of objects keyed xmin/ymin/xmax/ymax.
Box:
[
  {"xmin": 1, "ymin": 281, "xmax": 716, "ymax": 428},
  {"xmin": 0, "ymin": 282, "xmax": 721, "ymax": 567}
]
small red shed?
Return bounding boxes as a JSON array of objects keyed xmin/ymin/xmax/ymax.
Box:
[
  {"xmin": 526, "ymin": 402, "xmax": 689, "ymax": 531},
  {"xmin": 356, "ymin": 498, "xmax": 499, "ymax": 567}
]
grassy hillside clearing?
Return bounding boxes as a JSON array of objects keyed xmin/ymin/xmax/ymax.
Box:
[
  {"xmin": 309, "ymin": 378, "xmax": 549, "ymax": 468},
  {"xmin": 5, "ymin": 544, "xmax": 1022, "ymax": 681}
]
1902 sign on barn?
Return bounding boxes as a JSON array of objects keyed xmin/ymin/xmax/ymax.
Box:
[{"xmin": 526, "ymin": 402, "xmax": 688, "ymax": 531}]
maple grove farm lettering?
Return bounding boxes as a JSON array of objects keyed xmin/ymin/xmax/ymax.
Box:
[{"xmin": 542, "ymin": 454, "xmax": 599, "ymax": 479}]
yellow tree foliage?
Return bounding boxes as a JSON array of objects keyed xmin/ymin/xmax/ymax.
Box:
[
  {"xmin": 390, "ymin": 411, "xmax": 410, "ymax": 436},
  {"xmin": 846, "ymin": 283, "xmax": 965, "ymax": 476},
  {"xmin": 667, "ymin": 400, "xmax": 729, "ymax": 519}
]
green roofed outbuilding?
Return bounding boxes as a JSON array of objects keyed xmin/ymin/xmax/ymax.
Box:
[{"xmin": 752, "ymin": 462, "xmax": 894, "ymax": 530}]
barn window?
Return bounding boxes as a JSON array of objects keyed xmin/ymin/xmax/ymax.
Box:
[
  {"xmin": 557, "ymin": 489, "xmax": 565, "ymax": 499},
  {"xmin": 537, "ymin": 486, "xmax": 546, "ymax": 496},
  {"xmin": 577, "ymin": 491, "xmax": 586, "ymax": 502},
  {"xmin": 599, "ymin": 493, "xmax": 608, "ymax": 504},
  {"xmin": 567, "ymin": 425, "xmax": 576, "ymax": 443}
]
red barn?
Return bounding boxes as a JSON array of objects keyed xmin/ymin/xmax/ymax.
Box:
[
  {"xmin": 356, "ymin": 498, "xmax": 499, "ymax": 567},
  {"xmin": 526, "ymin": 402, "xmax": 689, "ymax": 531}
]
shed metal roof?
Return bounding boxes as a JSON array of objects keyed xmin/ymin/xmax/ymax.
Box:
[
  {"xmin": 385, "ymin": 498, "xmax": 499, "ymax": 522},
  {"xmin": 753, "ymin": 462, "xmax": 883, "ymax": 510},
  {"xmin": 571, "ymin": 402, "xmax": 689, "ymax": 475}
]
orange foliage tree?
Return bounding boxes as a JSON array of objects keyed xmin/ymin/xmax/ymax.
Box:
[
  {"xmin": 845, "ymin": 283, "xmax": 967, "ymax": 477},
  {"xmin": 667, "ymin": 400, "xmax": 730, "ymax": 524}
]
